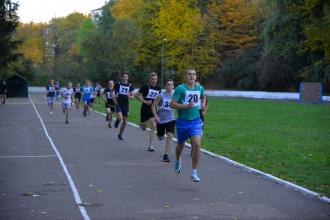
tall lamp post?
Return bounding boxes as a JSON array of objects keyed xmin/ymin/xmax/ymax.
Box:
[{"xmin": 161, "ymin": 38, "xmax": 167, "ymax": 90}]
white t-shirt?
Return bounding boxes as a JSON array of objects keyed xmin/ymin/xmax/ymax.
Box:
[{"xmin": 61, "ymin": 88, "xmax": 73, "ymax": 104}]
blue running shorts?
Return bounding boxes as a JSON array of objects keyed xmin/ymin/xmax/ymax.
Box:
[{"xmin": 176, "ymin": 118, "xmax": 202, "ymax": 144}]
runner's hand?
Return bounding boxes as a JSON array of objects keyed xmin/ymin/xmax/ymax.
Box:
[
  {"xmin": 154, "ymin": 115, "xmax": 160, "ymax": 124},
  {"xmin": 186, "ymin": 102, "xmax": 194, "ymax": 108}
]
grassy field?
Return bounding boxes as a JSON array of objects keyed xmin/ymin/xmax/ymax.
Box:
[{"xmin": 93, "ymin": 97, "xmax": 330, "ymax": 197}]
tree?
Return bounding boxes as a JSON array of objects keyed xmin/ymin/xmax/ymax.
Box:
[
  {"xmin": 152, "ymin": 0, "xmax": 205, "ymax": 78},
  {"xmin": 0, "ymin": 0, "xmax": 20, "ymax": 79}
]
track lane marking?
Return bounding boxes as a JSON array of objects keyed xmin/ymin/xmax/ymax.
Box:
[{"xmin": 29, "ymin": 94, "xmax": 91, "ymax": 220}]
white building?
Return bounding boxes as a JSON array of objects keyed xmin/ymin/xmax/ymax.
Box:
[{"xmin": 91, "ymin": 7, "xmax": 103, "ymax": 22}]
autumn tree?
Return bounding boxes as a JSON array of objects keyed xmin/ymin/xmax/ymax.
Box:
[{"xmin": 0, "ymin": 0, "xmax": 20, "ymax": 79}]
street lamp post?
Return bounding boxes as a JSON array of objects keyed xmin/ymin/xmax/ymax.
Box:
[{"xmin": 161, "ymin": 38, "xmax": 166, "ymax": 90}]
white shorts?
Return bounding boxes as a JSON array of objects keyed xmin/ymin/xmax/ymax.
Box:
[
  {"xmin": 62, "ymin": 103, "xmax": 72, "ymax": 109},
  {"xmin": 47, "ymin": 97, "xmax": 55, "ymax": 104}
]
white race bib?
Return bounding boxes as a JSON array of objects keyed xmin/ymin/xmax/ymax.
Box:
[
  {"xmin": 84, "ymin": 87, "xmax": 90, "ymax": 93},
  {"xmin": 48, "ymin": 86, "xmax": 55, "ymax": 92},
  {"xmin": 146, "ymin": 89, "xmax": 159, "ymax": 99},
  {"xmin": 106, "ymin": 91, "xmax": 113, "ymax": 99},
  {"xmin": 160, "ymin": 96, "xmax": 172, "ymax": 110},
  {"xmin": 184, "ymin": 91, "xmax": 201, "ymax": 107},
  {"xmin": 119, "ymin": 85, "xmax": 130, "ymax": 95}
]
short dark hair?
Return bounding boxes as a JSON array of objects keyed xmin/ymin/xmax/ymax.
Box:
[
  {"xmin": 165, "ymin": 79, "xmax": 173, "ymax": 83},
  {"xmin": 149, "ymin": 72, "xmax": 157, "ymax": 78}
]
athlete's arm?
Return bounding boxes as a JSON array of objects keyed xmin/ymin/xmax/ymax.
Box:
[
  {"xmin": 170, "ymin": 99, "xmax": 194, "ymax": 109},
  {"xmin": 200, "ymin": 95, "xmax": 206, "ymax": 112},
  {"xmin": 135, "ymin": 90, "xmax": 152, "ymax": 105},
  {"xmin": 128, "ymin": 92, "xmax": 135, "ymax": 99},
  {"xmin": 151, "ymin": 95, "xmax": 161, "ymax": 123}
]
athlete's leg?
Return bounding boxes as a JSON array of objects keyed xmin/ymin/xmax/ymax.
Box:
[
  {"xmin": 190, "ymin": 136, "xmax": 201, "ymax": 170},
  {"xmin": 120, "ymin": 116, "xmax": 127, "ymax": 134},
  {"xmin": 118, "ymin": 115, "xmax": 127, "ymax": 140},
  {"xmin": 148, "ymin": 118, "xmax": 156, "ymax": 149},
  {"xmin": 175, "ymin": 143, "xmax": 185, "ymax": 161},
  {"xmin": 83, "ymin": 101, "xmax": 88, "ymax": 117},
  {"xmin": 115, "ymin": 111, "xmax": 123, "ymax": 128},
  {"xmin": 65, "ymin": 107, "xmax": 69, "ymax": 124},
  {"xmin": 165, "ymin": 132, "xmax": 173, "ymax": 155}
]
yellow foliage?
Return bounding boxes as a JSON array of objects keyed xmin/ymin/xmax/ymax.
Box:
[
  {"xmin": 112, "ymin": 0, "xmax": 144, "ymax": 19},
  {"xmin": 207, "ymin": 0, "xmax": 262, "ymax": 50},
  {"xmin": 14, "ymin": 23, "xmax": 46, "ymax": 64}
]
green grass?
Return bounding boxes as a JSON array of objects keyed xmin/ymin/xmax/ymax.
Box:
[{"xmin": 93, "ymin": 97, "xmax": 330, "ymax": 197}]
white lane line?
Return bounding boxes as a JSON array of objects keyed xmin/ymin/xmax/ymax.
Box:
[
  {"xmin": 91, "ymin": 108, "xmax": 330, "ymax": 204},
  {"xmin": 0, "ymin": 155, "xmax": 57, "ymax": 158},
  {"xmin": 29, "ymin": 95, "xmax": 91, "ymax": 220}
]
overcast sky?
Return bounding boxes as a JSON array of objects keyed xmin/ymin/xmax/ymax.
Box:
[{"xmin": 16, "ymin": 0, "xmax": 106, "ymax": 23}]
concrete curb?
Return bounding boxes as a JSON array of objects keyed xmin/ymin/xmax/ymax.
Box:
[{"xmin": 91, "ymin": 109, "xmax": 330, "ymax": 204}]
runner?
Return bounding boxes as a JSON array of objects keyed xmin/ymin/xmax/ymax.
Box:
[
  {"xmin": 191, "ymin": 93, "xmax": 209, "ymax": 156},
  {"xmin": 135, "ymin": 72, "xmax": 161, "ymax": 151},
  {"xmin": 114, "ymin": 72, "xmax": 135, "ymax": 140},
  {"xmin": 95, "ymin": 82, "xmax": 102, "ymax": 105},
  {"xmin": 89, "ymin": 82, "xmax": 95, "ymax": 110},
  {"xmin": 0, "ymin": 79, "xmax": 7, "ymax": 105},
  {"xmin": 73, "ymin": 83, "xmax": 82, "ymax": 110},
  {"xmin": 46, "ymin": 79, "xmax": 56, "ymax": 114},
  {"xmin": 81, "ymin": 80, "xmax": 95, "ymax": 117},
  {"xmin": 103, "ymin": 80, "xmax": 116, "ymax": 128},
  {"xmin": 151, "ymin": 79, "xmax": 175, "ymax": 162},
  {"xmin": 60, "ymin": 82, "xmax": 74, "ymax": 124},
  {"xmin": 170, "ymin": 69, "xmax": 206, "ymax": 182},
  {"xmin": 55, "ymin": 81, "xmax": 60, "ymax": 101}
]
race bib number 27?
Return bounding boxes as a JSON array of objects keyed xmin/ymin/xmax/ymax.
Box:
[
  {"xmin": 119, "ymin": 85, "xmax": 130, "ymax": 95},
  {"xmin": 146, "ymin": 89, "xmax": 159, "ymax": 99}
]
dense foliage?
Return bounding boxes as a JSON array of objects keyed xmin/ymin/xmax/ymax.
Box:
[
  {"xmin": 0, "ymin": 0, "xmax": 21, "ymax": 79},
  {"xmin": 9, "ymin": 0, "xmax": 330, "ymax": 92}
]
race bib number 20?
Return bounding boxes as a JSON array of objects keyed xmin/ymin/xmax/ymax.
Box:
[{"xmin": 184, "ymin": 91, "xmax": 201, "ymax": 107}]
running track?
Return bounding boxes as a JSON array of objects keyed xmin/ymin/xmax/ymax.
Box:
[{"xmin": 0, "ymin": 94, "xmax": 329, "ymax": 220}]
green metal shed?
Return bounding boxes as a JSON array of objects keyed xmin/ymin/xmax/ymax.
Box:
[{"xmin": 6, "ymin": 74, "xmax": 28, "ymax": 97}]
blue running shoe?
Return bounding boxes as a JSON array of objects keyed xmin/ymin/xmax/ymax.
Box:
[
  {"xmin": 174, "ymin": 159, "xmax": 182, "ymax": 174},
  {"xmin": 191, "ymin": 170, "xmax": 200, "ymax": 182}
]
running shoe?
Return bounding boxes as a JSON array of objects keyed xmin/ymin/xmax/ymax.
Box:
[
  {"xmin": 174, "ymin": 158, "xmax": 182, "ymax": 173},
  {"xmin": 148, "ymin": 146, "xmax": 155, "ymax": 152},
  {"xmin": 108, "ymin": 123, "xmax": 112, "ymax": 128},
  {"xmin": 106, "ymin": 115, "xmax": 109, "ymax": 121},
  {"xmin": 162, "ymin": 154, "xmax": 170, "ymax": 162},
  {"xmin": 191, "ymin": 170, "xmax": 200, "ymax": 182},
  {"xmin": 65, "ymin": 120, "xmax": 68, "ymax": 124},
  {"xmin": 83, "ymin": 111, "xmax": 86, "ymax": 117},
  {"xmin": 50, "ymin": 111, "xmax": 53, "ymax": 115},
  {"xmin": 118, "ymin": 134, "xmax": 124, "ymax": 140},
  {"xmin": 114, "ymin": 119, "xmax": 120, "ymax": 128}
]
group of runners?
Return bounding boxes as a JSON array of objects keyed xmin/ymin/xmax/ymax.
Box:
[{"xmin": 46, "ymin": 69, "xmax": 207, "ymax": 182}]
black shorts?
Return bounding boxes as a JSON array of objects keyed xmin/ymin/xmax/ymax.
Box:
[
  {"xmin": 75, "ymin": 93, "xmax": 81, "ymax": 100},
  {"xmin": 116, "ymin": 105, "xmax": 129, "ymax": 117},
  {"xmin": 157, "ymin": 120, "xmax": 176, "ymax": 137},
  {"xmin": 140, "ymin": 105, "xmax": 154, "ymax": 123},
  {"xmin": 97, "ymin": 92, "xmax": 101, "ymax": 97},
  {"xmin": 106, "ymin": 100, "xmax": 116, "ymax": 112}
]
